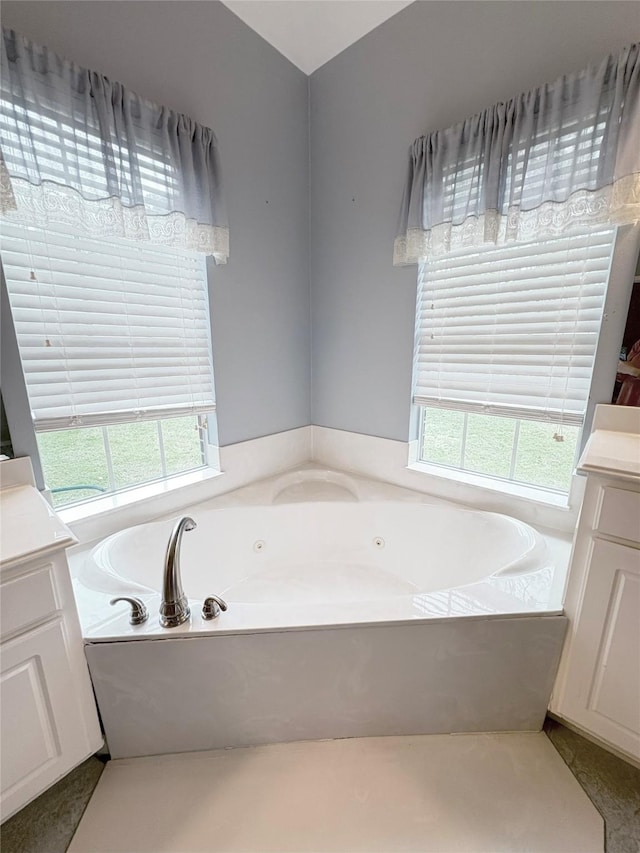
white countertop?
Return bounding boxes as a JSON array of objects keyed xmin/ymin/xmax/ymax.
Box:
[
  {"xmin": 578, "ymin": 429, "xmax": 640, "ymax": 480},
  {"xmin": 577, "ymin": 404, "xmax": 640, "ymax": 481},
  {"xmin": 0, "ymin": 484, "xmax": 76, "ymax": 570}
]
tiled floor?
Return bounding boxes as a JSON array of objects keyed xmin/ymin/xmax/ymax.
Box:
[
  {"xmin": 544, "ymin": 718, "xmax": 640, "ymax": 853},
  {"xmin": 67, "ymin": 732, "xmax": 602, "ymax": 853},
  {"xmin": 0, "ymin": 757, "xmax": 104, "ymax": 853}
]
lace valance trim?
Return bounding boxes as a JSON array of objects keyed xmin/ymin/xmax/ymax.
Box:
[
  {"xmin": 0, "ymin": 178, "xmax": 229, "ymax": 262},
  {"xmin": 393, "ymin": 175, "xmax": 640, "ymax": 266}
]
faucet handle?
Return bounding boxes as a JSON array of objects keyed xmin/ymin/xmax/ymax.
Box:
[
  {"xmin": 110, "ymin": 596, "xmax": 148, "ymax": 625},
  {"xmin": 202, "ymin": 594, "xmax": 228, "ymax": 620}
]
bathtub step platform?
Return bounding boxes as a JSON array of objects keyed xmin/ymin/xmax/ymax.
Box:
[{"xmin": 69, "ymin": 732, "xmax": 603, "ymax": 853}]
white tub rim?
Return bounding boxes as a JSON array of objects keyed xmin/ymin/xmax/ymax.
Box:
[{"xmin": 69, "ymin": 465, "xmax": 570, "ymax": 642}]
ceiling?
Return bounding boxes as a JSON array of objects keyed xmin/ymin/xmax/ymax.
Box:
[{"xmin": 221, "ymin": 1, "xmax": 414, "ymax": 74}]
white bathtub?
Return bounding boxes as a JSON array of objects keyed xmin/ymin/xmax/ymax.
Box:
[
  {"xmin": 74, "ymin": 467, "xmax": 569, "ymax": 758},
  {"xmin": 77, "ymin": 468, "xmax": 564, "ymax": 637}
]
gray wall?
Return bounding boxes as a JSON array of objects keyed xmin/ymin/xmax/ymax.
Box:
[
  {"xmin": 1, "ymin": 1, "xmax": 310, "ymax": 447},
  {"xmin": 310, "ymin": 1, "xmax": 640, "ymax": 441}
]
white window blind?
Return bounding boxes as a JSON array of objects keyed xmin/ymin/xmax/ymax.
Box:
[
  {"xmin": 413, "ymin": 228, "xmax": 616, "ymax": 425},
  {"xmin": 1, "ymin": 220, "xmax": 216, "ymax": 431}
]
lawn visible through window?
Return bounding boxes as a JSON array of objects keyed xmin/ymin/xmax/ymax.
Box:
[
  {"xmin": 38, "ymin": 415, "xmax": 207, "ymax": 508},
  {"xmin": 420, "ymin": 407, "xmax": 579, "ymax": 493}
]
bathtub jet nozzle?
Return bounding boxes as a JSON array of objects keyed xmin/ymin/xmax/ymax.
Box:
[{"xmin": 159, "ymin": 516, "xmax": 196, "ymax": 628}]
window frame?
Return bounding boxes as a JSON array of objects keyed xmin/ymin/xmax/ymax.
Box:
[
  {"xmin": 408, "ymin": 224, "xmax": 640, "ymax": 503},
  {"xmin": 0, "ymin": 247, "xmax": 221, "ymax": 503},
  {"xmin": 417, "ymin": 406, "xmax": 582, "ymax": 495},
  {"xmin": 39, "ymin": 413, "xmax": 210, "ymax": 511}
]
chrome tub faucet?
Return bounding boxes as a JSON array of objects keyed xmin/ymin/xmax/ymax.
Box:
[{"xmin": 159, "ymin": 516, "xmax": 196, "ymax": 628}]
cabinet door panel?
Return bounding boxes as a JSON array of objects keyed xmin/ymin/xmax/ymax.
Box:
[
  {"xmin": 0, "ymin": 563, "xmax": 60, "ymax": 640},
  {"xmin": 589, "ymin": 569, "xmax": 640, "ymax": 733},
  {"xmin": 0, "ymin": 657, "xmax": 59, "ymax": 793},
  {"xmin": 563, "ymin": 539, "xmax": 640, "ymax": 759},
  {"xmin": 595, "ymin": 487, "xmax": 640, "ymax": 544},
  {"xmin": 0, "ymin": 619, "xmax": 93, "ymax": 819}
]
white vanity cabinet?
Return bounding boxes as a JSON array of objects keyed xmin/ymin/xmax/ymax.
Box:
[
  {"xmin": 552, "ymin": 407, "xmax": 640, "ymax": 763},
  {"xmin": 0, "ymin": 462, "xmax": 102, "ymax": 822}
]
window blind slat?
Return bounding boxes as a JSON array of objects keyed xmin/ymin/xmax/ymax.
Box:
[{"xmin": 1, "ymin": 219, "xmax": 216, "ymax": 430}]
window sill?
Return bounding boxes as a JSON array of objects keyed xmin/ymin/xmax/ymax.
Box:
[
  {"xmin": 406, "ymin": 461, "xmax": 571, "ymax": 509},
  {"xmin": 59, "ymin": 467, "xmax": 223, "ymax": 527}
]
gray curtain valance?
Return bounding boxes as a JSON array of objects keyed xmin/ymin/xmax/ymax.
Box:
[
  {"xmin": 394, "ymin": 43, "xmax": 640, "ymax": 265},
  {"xmin": 0, "ymin": 28, "xmax": 229, "ymax": 261}
]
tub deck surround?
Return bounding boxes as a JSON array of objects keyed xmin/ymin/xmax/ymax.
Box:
[
  {"xmin": 62, "ymin": 426, "xmax": 313, "ymax": 544},
  {"xmin": 69, "ymin": 466, "xmax": 570, "ymax": 641},
  {"xmin": 62, "ymin": 425, "xmax": 584, "ymax": 547},
  {"xmin": 311, "ymin": 426, "xmax": 586, "ymax": 534},
  {"xmin": 72, "ymin": 466, "xmax": 570, "ymax": 758},
  {"xmin": 86, "ymin": 616, "xmax": 567, "ymax": 758}
]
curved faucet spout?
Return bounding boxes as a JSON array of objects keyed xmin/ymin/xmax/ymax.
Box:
[{"xmin": 159, "ymin": 516, "xmax": 196, "ymax": 628}]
